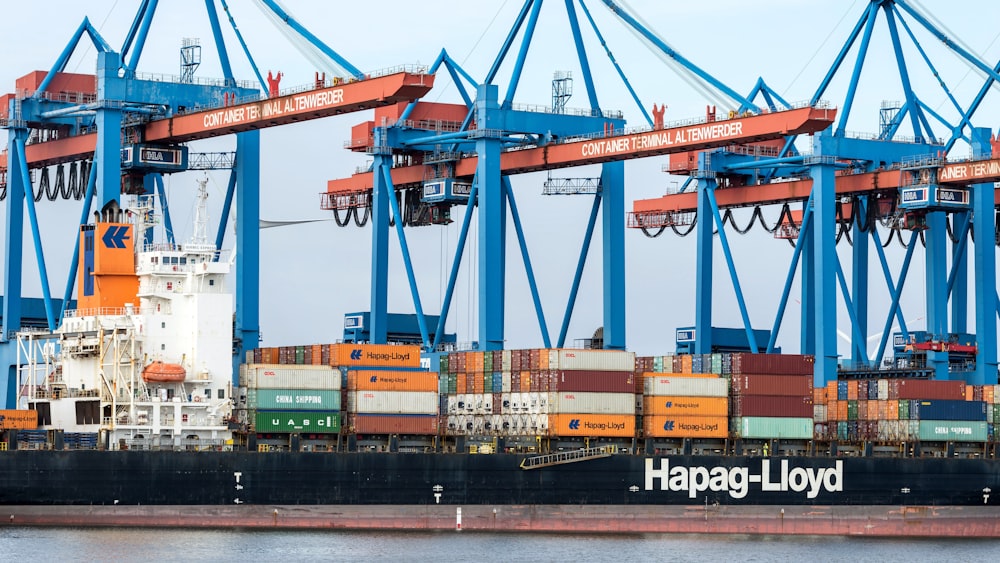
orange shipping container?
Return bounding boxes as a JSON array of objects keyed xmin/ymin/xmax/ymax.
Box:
[
  {"xmin": 642, "ymin": 396, "xmax": 728, "ymax": 417},
  {"xmin": 549, "ymin": 414, "xmax": 634, "ymax": 437},
  {"xmin": 643, "ymin": 415, "xmax": 728, "ymax": 438},
  {"xmin": 310, "ymin": 344, "xmax": 322, "ymax": 365},
  {"xmin": 680, "ymin": 355, "xmax": 693, "ymax": 373},
  {"xmin": 965, "ymin": 385, "xmax": 975, "ymax": 401},
  {"xmin": 0, "ymin": 409, "xmax": 38, "ymax": 430},
  {"xmin": 826, "ymin": 381, "xmax": 838, "ymax": 403},
  {"xmin": 836, "ymin": 401, "xmax": 848, "ymax": 421},
  {"xmin": 827, "ymin": 400, "xmax": 839, "ymax": 421},
  {"xmin": 984, "ymin": 386, "xmax": 995, "ymax": 404},
  {"xmin": 328, "ymin": 344, "xmax": 421, "ymax": 368},
  {"xmin": 350, "ymin": 370, "xmax": 438, "ymax": 392},
  {"xmin": 813, "ymin": 387, "xmax": 827, "ymax": 406},
  {"xmin": 847, "ymin": 382, "xmax": 859, "ymax": 400}
]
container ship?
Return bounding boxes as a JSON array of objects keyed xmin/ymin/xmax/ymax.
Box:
[{"xmin": 1, "ymin": 191, "xmax": 999, "ymax": 537}]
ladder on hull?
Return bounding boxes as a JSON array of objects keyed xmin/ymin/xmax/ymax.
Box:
[{"xmin": 519, "ymin": 446, "xmax": 616, "ymax": 470}]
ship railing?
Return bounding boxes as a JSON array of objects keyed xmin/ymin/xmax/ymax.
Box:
[{"xmin": 519, "ymin": 445, "xmax": 616, "ymax": 470}]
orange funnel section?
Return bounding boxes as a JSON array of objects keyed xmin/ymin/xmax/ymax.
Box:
[{"xmin": 77, "ymin": 223, "xmax": 138, "ymax": 312}]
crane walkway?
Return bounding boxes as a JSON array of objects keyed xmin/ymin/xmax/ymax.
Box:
[{"xmin": 519, "ymin": 446, "xmax": 616, "ymax": 470}]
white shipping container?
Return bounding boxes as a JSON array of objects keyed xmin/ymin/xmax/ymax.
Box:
[
  {"xmin": 242, "ymin": 364, "xmax": 341, "ymax": 390},
  {"xmin": 547, "ymin": 349, "xmax": 636, "ymax": 371},
  {"xmin": 501, "ymin": 351, "xmax": 512, "ymax": 372},
  {"xmin": 877, "ymin": 379, "xmax": 889, "ymax": 401},
  {"xmin": 644, "ymin": 376, "xmax": 728, "ymax": 397},
  {"xmin": 877, "ymin": 420, "xmax": 908, "ymax": 442},
  {"xmin": 551, "ymin": 392, "xmax": 635, "ymax": 415},
  {"xmin": 502, "ymin": 372, "xmax": 512, "ymax": 393},
  {"xmin": 813, "ymin": 404, "xmax": 828, "ymax": 423},
  {"xmin": 350, "ymin": 391, "xmax": 438, "ymax": 415}
]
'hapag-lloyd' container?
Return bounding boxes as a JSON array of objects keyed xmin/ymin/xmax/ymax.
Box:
[
  {"xmin": 347, "ymin": 369, "xmax": 439, "ymax": 392},
  {"xmin": 546, "ymin": 349, "xmax": 636, "ymax": 371},
  {"xmin": 550, "ymin": 392, "xmax": 634, "ymax": 415},
  {"xmin": 329, "ymin": 343, "xmax": 422, "ymax": 368},
  {"xmin": 643, "ymin": 415, "xmax": 728, "ymax": 438},
  {"xmin": 644, "ymin": 376, "xmax": 728, "ymax": 397},
  {"xmin": 548, "ymin": 414, "xmax": 634, "ymax": 437},
  {"xmin": 242, "ymin": 364, "xmax": 341, "ymax": 390},
  {"xmin": 642, "ymin": 396, "xmax": 729, "ymax": 417}
]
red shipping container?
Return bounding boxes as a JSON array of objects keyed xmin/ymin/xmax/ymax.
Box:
[
  {"xmin": 350, "ymin": 414, "xmax": 438, "ymax": 435},
  {"xmin": 731, "ymin": 373, "xmax": 812, "ymax": 397},
  {"xmin": 510, "ymin": 350, "xmax": 522, "ymax": 372},
  {"xmin": 732, "ymin": 394, "xmax": 813, "ymax": 418},
  {"xmin": 551, "ymin": 370, "xmax": 635, "ymax": 393},
  {"xmin": 894, "ymin": 379, "xmax": 966, "ymax": 401},
  {"xmin": 730, "ymin": 353, "xmax": 815, "ymax": 376}
]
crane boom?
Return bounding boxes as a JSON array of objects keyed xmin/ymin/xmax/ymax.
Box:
[
  {"xmin": 3, "ymin": 71, "xmax": 433, "ymax": 170},
  {"xmin": 326, "ymin": 105, "xmax": 837, "ymax": 195},
  {"xmin": 630, "ymin": 156, "xmax": 1000, "ymax": 219}
]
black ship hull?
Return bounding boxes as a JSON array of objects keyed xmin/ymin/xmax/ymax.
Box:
[{"xmin": 2, "ymin": 451, "xmax": 998, "ymax": 507}]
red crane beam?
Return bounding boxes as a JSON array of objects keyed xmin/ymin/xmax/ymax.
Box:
[
  {"xmin": 3, "ymin": 71, "xmax": 434, "ymax": 170},
  {"xmin": 325, "ymin": 105, "xmax": 837, "ymax": 195},
  {"xmin": 630, "ymin": 157, "xmax": 1000, "ymax": 218}
]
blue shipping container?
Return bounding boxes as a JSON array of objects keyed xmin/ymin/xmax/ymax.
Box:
[
  {"xmin": 837, "ymin": 381, "xmax": 848, "ymax": 401},
  {"xmin": 911, "ymin": 399, "xmax": 987, "ymax": 422}
]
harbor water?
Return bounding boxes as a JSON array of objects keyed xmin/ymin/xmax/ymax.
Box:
[{"xmin": 2, "ymin": 527, "xmax": 999, "ymax": 562}]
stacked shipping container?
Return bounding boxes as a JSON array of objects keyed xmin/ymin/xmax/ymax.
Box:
[
  {"xmin": 242, "ymin": 364, "xmax": 342, "ymax": 433},
  {"xmin": 441, "ymin": 349, "xmax": 636, "ymax": 438},
  {"xmin": 729, "ymin": 353, "xmax": 814, "ymax": 439},
  {"xmin": 641, "ymin": 374, "xmax": 729, "ymax": 438},
  {"xmin": 822, "ymin": 379, "xmax": 997, "ymax": 442}
]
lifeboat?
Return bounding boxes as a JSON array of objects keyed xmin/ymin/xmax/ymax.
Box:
[{"xmin": 142, "ymin": 361, "xmax": 186, "ymax": 383}]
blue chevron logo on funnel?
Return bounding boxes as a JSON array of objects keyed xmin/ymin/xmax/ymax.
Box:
[{"xmin": 102, "ymin": 225, "xmax": 130, "ymax": 249}]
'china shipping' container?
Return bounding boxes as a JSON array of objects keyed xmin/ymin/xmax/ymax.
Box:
[
  {"xmin": 917, "ymin": 420, "xmax": 988, "ymax": 442},
  {"xmin": 247, "ymin": 389, "xmax": 341, "ymax": 411}
]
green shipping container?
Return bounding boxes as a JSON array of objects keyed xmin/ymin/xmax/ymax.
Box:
[
  {"xmin": 847, "ymin": 400, "xmax": 859, "ymax": 421},
  {"xmin": 248, "ymin": 389, "xmax": 340, "ymax": 410},
  {"xmin": 439, "ymin": 356, "xmax": 449, "ymax": 374},
  {"xmin": 993, "ymin": 404, "xmax": 1000, "ymax": 424},
  {"xmin": 898, "ymin": 399, "xmax": 910, "ymax": 420},
  {"xmin": 294, "ymin": 346, "xmax": 305, "ymax": 365},
  {"xmin": 254, "ymin": 411, "xmax": 341, "ymax": 433},
  {"xmin": 917, "ymin": 420, "xmax": 988, "ymax": 442},
  {"xmin": 737, "ymin": 416, "xmax": 813, "ymax": 439}
]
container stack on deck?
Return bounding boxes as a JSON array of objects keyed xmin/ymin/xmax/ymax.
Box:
[
  {"xmin": 440, "ymin": 348, "xmax": 636, "ymax": 440},
  {"xmin": 729, "ymin": 353, "xmax": 815, "ymax": 440},
  {"xmin": 240, "ymin": 346, "xmax": 1000, "ymax": 449},
  {"xmin": 821, "ymin": 378, "xmax": 999, "ymax": 443},
  {"xmin": 242, "ymin": 364, "xmax": 342, "ymax": 434}
]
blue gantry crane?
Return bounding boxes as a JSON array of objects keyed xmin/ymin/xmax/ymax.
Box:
[
  {"xmin": 324, "ymin": 0, "xmax": 834, "ymax": 356},
  {"xmin": 631, "ymin": 0, "xmax": 1000, "ymax": 386},
  {"xmin": 0, "ymin": 0, "xmax": 433, "ymax": 407}
]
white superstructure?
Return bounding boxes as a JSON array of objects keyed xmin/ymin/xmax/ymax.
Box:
[{"xmin": 17, "ymin": 182, "xmax": 234, "ymax": 450}]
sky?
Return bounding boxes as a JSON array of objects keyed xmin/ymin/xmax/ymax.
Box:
[{"xmin": 3, "ymin": 0, "xmax": 1000, "ymax": 358}]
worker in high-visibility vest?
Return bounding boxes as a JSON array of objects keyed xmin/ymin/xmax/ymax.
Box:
[{"xmin": 762, "ymin": 442, "xmax": 770, "ymax": 457}]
